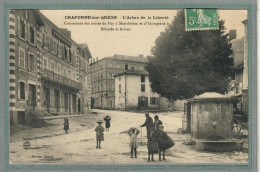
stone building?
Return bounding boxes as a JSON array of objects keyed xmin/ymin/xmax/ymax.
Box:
[
  {"xmin": 9, "ymin": 10, "xmax": 91, "ymax": 125},
  {"xmin": 90, "ymin": 54, "xmax": 148, "ymax": 109},
  {"xmin": 114, "ymin": 70, "xmax": 160, "ymax": 110},
  {"xmin": 228, "ymin": 19, "xmax": 248, "ymax": 113}
]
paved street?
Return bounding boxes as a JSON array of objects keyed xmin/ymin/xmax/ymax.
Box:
[{"xmin": 10, "ymin": 110, "xmax": 248, "ymax": 164}]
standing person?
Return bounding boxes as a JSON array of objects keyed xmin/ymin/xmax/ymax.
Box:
[
  {"xmin": 153, "ymin": 115, "xmax": 163, "ymax": 132},
  {"xmin": 156, "ymin": 125, "xmax": 175, "ymax": 161},
  {"xmin": 95, "ymin": 120, "xmax": 104, "ymax": 149},
  {"xmin": 128, "ymin": 127, "xmax": 140, "ymax": 158},
  {"xmin": 104, "ymin": 115, "xmax": 111, "ymax": 131},
  {"xmin": 140, "ymin": 113, "xmax": 153, "ymax": 139},
  {"xmin": 63, "ymin": 118, "xmax": 69, "ymax": 134}
]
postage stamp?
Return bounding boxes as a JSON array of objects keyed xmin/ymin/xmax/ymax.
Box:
[{"xmin": 185, "ymin": 9, "xmax": 218, "ymax": 31}]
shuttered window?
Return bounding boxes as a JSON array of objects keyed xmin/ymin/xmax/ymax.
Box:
[{"xmin": 20, "ymin": 82, "xmax": 25, "ymax": 100}]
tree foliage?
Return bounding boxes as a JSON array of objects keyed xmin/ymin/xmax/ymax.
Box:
[{"xmin": 146, "ymin": 10, "xmax": 234, "ymax": 100}]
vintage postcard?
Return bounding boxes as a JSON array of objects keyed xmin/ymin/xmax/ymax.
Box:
[{"xmin": 1, "ymin": 1, "xmax": 257, "ymax": 171}]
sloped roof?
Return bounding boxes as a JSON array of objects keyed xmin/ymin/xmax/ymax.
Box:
[
  {"xmin": 188, "ymin": 92, "xmax": 234, "ymax": 102},
  {"xmin": 114, "ymin": 70, "xmax": 149, "ymax": 77},
  {"xmin": 108, "ymin": 54, "xmax": 149, "ymax": 63},
  {"xmin": 78, "ymin": 43, "xmax": 93, "ymax": 59}
]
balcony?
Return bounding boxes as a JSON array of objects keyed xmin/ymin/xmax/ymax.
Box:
[{"xmin": 40, "ymin": 68, "xmax": 82, "ymax": 90}]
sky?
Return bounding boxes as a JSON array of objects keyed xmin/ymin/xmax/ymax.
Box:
[{"xmin": 41, "ymin": 10, "xmax": 247, "ymax": 59}]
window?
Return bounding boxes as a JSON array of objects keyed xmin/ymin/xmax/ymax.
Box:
[
  {"xmin": 150, "ymin": 97, "xmax": 158, "ymax": 105},
  {"xmin": 141, "ymin": 75, "xmax": 145, "ymax": 82},
  {"xmin": 29, "ymin": 54, "xmax": 35, "ymax": 72},
  {"xmin": 119, "ymin": 77, "xmax": 121, "ymax": 81},
  {"xmin": 20, "ymin": 82, "xmax": 25, "ymax": 100},
  {"xmin": 140, "ymin": 66, "xmax": 144, "ymax": 71},
  {"xmin": 29, "ymin": 26, "xmax": 35, "ymax": 44},
  {"xmin": 109, "ymin": 84, "xmax": 112, "ymax": 91},
  {"xmin": 43, "ymin": 57, "xmax": 48, "ymax": 69},
  {"xmin": 68, "ymin": 70, "xmax": 71, "ymax": 79},
  {"xmin": 98, "ymin": 86, "xmax": 100, "ymax": 92},
  {"xmin": 50, "ymin": 61, "xmax": 55, "ymax": 72},
  {"xmin": 58, "ymin": 44, "xmax": 62, "ymax": 58},
  {"xmin": 43, "ymin": 33, "xmax": 49, "ymax": 49},
  {"xmin": 125, "ymin": 64, "xmax": 128, "ymax": 70},
  {"xmin": 50, "ymin": 38, "xmax": 54, "ymax": 52},
  {"xmin": 57, "ymin": 64, "xmax": 61, "ymax": 74},
  {"xmin": 63, "ymin": 68, "xmax": 67, "ymax": 77},
  {"xmin": 79, "ymin": 75, "xmax": 83, "ymax": 82},
  {"xmin": 19, "ymin": 48, "xmax": 25, "ymax": 68},
  {"xmin": 108, "ymin": 73, "xmax": 113, "ymax": 79},
  {"xmin": 19, "ymin": 20, "xmax": 26, "ymax": 39},
  {"xmin": 64, "ymin": 47, "xmax": 67, "ymax": 60},
  {"xmin": 119, "ymin": 84, "xmax": 121, "ymax": 92},
  {"xmin": 131, "ymin": 67, "xmax": 135, "ymax": 70},
  {"xmin": 117, "ymin": 64, "xmax": 121, "ymax": 68},
  {"xmin": 69, "ymin": 50, "xmax": 72, "ymax": 63},
  {"xmin": 141, "ymin": 84, "xmax": 145, "ymax": 92}
]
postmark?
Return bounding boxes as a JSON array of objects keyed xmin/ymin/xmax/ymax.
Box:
[{"xmin": 185, "ymin": 9, "xmax": 218, "ymax": 31}]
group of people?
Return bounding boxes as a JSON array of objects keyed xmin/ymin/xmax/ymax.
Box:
[
  {"xmin": 65, "ymin": 113, "xmax": 174, "ymax": 161},
  {"xmin": 127, "ymin": 113, "xmax": 174, "ymax": 161}
]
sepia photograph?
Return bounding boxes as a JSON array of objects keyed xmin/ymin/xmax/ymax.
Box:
[{"xmin": 8, "ymin": 8, "xmax": 250, "ymax": 165}]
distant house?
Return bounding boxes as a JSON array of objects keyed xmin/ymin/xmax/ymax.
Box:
[
  {"xmin": 228, "ymin": 19, "xmax": 248, "ymax": 113},
  {"xmin": 90, "ymin": 54, "xmax": 148, "ymax": 109},
  {"xmin": 229, "ymin": 37, "xmax": 244, "ymax": 96},
  {"xmin": 114, "ymin": 70, "xmax": 160, "ymax": 110}
]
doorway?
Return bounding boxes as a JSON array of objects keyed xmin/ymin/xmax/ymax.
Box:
[
  {"xmin": 138, "ymin": 96, "xmax": 148, "ymax": 109},
  {"xmin": 28, "ymin": 84, "xmax": 36, "ymax": 109}
]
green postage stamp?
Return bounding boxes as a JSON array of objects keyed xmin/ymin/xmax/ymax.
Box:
[{"xmin": 185, "ymin": 9, "xmax": 218, "ymax": 31}]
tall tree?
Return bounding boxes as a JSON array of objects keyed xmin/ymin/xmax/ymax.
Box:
[{"xmin": 147, "ymin": 10, "xmax": 233, "ymax": 100}]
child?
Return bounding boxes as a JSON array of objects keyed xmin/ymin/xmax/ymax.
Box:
[
  {"xmin": 104, "ymin": 115, "xmax": 111, "ymax": 131},
  {"xmin": 128, "ymin": 127, "xmax": 140, "ymax": 158},
  {"xmin": 95, "ymin": 120, "xmax": 104, "ymax": 149},
  {"xmin": 63, "ymin": 118, "xmax": 69, "ymax": 134}
]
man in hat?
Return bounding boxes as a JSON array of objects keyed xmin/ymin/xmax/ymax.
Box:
[
  {"xmin": 153, "ymin": 115, "xmax": 162, "ymax": 132},
  {"xmin": 95, "ymin": 120, "xmax": 104, "ymax": 149},
  {"xmin": 140, "ymin": 113, "xmax": 153, "ymax": 139}
]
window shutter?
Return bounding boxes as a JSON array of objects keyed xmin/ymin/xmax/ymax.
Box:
[
  {"xmin": 27, "ymin": 52, "xmax": 30, "ymax": 71},
  {"xmin": 17, "ymin": 17, "xmax": 21, "ymax": 37},
  {"xmin": 26, "ymin": 22, "xmax": 29, "ymax": 41},
  {"xmin": 34, "ymin": 27, "xmax": 37, "ymax": 45}
]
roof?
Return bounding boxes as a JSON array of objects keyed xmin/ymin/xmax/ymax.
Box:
[
  {"xmin": 188, "ymin": 92, "xmax": 234, "ymax": 102},
  {"xmin": 78, "ymin": 43, "xmax": 93, "ymax": 59},
  {"xmin": 37, "ymin": 10, "xmax": 78, "ymax": 47},
  {"xmin": 108, "ymin": 54, "xmax": 148, "ymax": 63},
  {"xmin": 90, "ymin": 54, "xmax": 149, "ymax": 65},
  {"xmin": 114, "ymin": 70, "xmax": 149, "ymax": 77},
  {"xmin": 230, "ymin": 37, "xmax": 244, "ymax": 67}
]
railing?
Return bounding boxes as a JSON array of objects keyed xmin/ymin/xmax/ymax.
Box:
[{"xmin": 41, "ymin": 68, "xmax": 82, "ymax": 90}]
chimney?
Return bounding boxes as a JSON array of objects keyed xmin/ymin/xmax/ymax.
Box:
[{"xmin": 228, "ymin": 30, "xmax": 237, "ymax": 41}]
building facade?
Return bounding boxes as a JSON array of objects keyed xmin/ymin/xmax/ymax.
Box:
[
  {"xmin": 114, "ymin": 71, "xmax": 160, "ymax": 110},
  {"xmin": 228, "ymin": 19, "xmax": 248, "ymax": 114},
  {"xmin": 90, "ymin": 54, "xmax": 148, "ymax": 109},
  {"xmin": 9, "ymin": 10, "xmax": 91, "ymax": 125}
]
